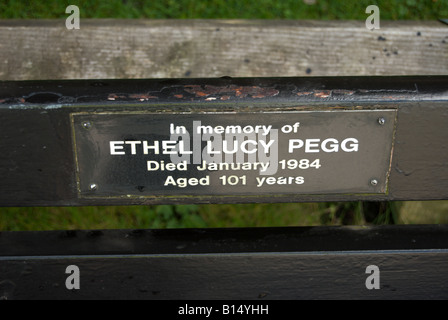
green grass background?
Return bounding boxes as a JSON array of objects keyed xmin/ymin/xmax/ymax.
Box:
[
  {"xmin": 1, "ymin": 0, "xmax": 447, "ymax": 20},
  {"xmin": 1, "ymin": 0, "xmax": 447, "ymax": 231}
]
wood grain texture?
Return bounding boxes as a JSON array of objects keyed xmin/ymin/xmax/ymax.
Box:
[
  {"xmin": 1, "ymin": 225, "xmax": 447, "ymax": 300},
  {"xmin": 2, "ymin": 251, "xmax": 447, "ymax": 299},
  {"xmin": 1, "ymin": 21, "xmax": 447, "ymax": 300},
  {"xmin": 0, "ymin": 20, "xmax": 447, "ymax": 80}
]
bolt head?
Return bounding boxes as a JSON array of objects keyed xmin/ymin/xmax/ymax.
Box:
[
  {"xmin": 378, "ymin": 117, "xmax": 385, "ymax": 125},
  {"xmin": 89, "ymin": 183, "xmax": 98, "ymax": 191},
  {"xmin": 82, "ymin": 121, "xmax": 92, "ymax": 129},
  {"xmin": 370, "ymin": 179, "xmax": 378, "ymax": 186}
]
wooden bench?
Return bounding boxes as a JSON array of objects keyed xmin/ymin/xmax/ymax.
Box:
[{"xmin": 0, "ymin": 20, "xmax": 447, "ymax": 300}]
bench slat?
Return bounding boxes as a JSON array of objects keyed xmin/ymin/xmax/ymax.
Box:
[
  {"xmin": 1, "ymin": 76, "xmax": 447, "ymax": 206},
  {"xmin": 0, "ymin": 20, "xmax": 447, "ymax": 80},
  {"xmin": 1, "ymin": 225, "xmax": 447, "ymax": 299}
]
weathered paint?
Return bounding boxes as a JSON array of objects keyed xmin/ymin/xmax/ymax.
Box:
[
  {"xmin": 0, "ymin": 76, "xmax": 447, "ymax": 206},
  {"xmin": 0, "ymin": 225, "xmax": 447, "ymax": 299}
]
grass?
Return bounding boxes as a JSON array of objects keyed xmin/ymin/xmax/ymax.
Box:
[
  {"xmin": 0, "ymin": 202, "xmax": 414, "ymax": 231},
  {"xmin": 0, "ymin": 0, "xmax": 446, "ymax": 20},
  {"xmin": 0, "ymin": 0, "xmax": 447, "ymax": 231},
  {"xmin": 0, "ymin": 205, "xmax": 205, "ymax": 231}
]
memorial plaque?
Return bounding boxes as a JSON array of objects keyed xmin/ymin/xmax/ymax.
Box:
[{"xmin": 71, "ymin": 109, "xmax": 397, "ymax": 199}]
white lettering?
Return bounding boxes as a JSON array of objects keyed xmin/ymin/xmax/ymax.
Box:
[
  {"xmin": 305, "ymin": 138, "xmax": 320, "ymax": 153},
  {"xmin": 125, "ymin": 141, "xmax": 141, "ymax": 155},
  {"xmin": 321, "ymin": 138, "xmax": 339, "ymax": 152},
  {"xmin": 143, "ymin": 141, "xmax": 159, "ymax": 154},
  {"xmin": 341, "ymin": 138, "xmax": 359, "ymax": 152},
  {"xmin": 110, "ymin": 141, "xmax": 125, "ymax": 155},
  {"xmin": 288, "ymin": 139, "xmax": 304, "ymax": 153}
]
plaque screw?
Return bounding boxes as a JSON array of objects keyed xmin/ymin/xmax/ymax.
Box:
[
  {"xmin": 370, "ymin": 179, "xmax": 378, "ymax": 186},
  {"xmin": 89, "ymin": 183, "xmax": 98, "ymax": 191},
  {"xmin": 82, "ymin": 121, "xmax": 92, "ymax": 129},
  {"xmin": 378, "ymin": 117, "xmax": 386, "ymax": 125}
]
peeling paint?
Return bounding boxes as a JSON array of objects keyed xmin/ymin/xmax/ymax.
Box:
[
  {"xmin": 128, "ymin": 94, "xmax": 158, "ymax": 100},
  {"xmin": 108, "ymin": 93, "xmax": 157, "ymax": 101},
  {"xmin": 314, "ymin": 90, "xmax": 331, "ymax": 98},
  {"xmin": 7, "ymin": 104, "xmax": 39, "ymax": 109},
  {"xmin": 184, "ymin": 85, "xmax": 279, "ymax": 99},
  {"xmin": 108, "ymin": 94, "xmax": 123, "ymax": 101},
  {"xmin": 1, "ymin": 77, "xmax": 447, "ymax": 111},
  {"xmin": 333, "ymin": 89, "xmax": 355, "ymax": 95},
  {"xmin": 296, "ymin": 92, "xmax": 313, "ymax": 96},
  {"xmin": 43, "ymin": 104, "xmax": 63, "ymax": 110},
  {"xmin": 296, "ymin": 90, "xmax": 353, "ymax": 98}
]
